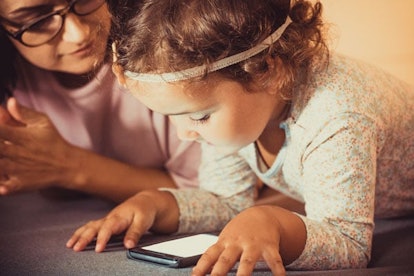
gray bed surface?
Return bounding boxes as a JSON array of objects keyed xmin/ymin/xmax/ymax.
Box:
[{"xmin": 1, "ymin": 191, "xmax": 413, "ymax": 275}]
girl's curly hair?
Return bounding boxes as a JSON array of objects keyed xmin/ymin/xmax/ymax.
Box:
[{"xmin": 107, "ymin": 0, "xmax": 328, "ymax": 101}]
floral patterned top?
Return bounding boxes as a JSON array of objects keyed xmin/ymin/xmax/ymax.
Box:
[{"xmin": 165, "ymin": 53, "xmax": 414, "ymax": 269}]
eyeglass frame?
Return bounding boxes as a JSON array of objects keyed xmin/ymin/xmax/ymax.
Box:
[{"xmin": 1, "ymin": 0, "xmax": 105, "ymax": 47}]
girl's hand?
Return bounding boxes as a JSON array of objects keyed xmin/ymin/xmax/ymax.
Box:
[
  {"xmin": 66, "ymin": 190, "xmax": 179, "ymax": 252},
  {"xmin": 192, "ymin": 206, "xmax": 306, "ymax": 276}
]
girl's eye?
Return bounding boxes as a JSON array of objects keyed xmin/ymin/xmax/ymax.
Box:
[{"xmin": 190, "ymin": 114, "xmax": 210, "ymax": 124}]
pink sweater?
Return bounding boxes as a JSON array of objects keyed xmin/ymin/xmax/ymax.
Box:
[{"xmin": 13, "ymin": 59, "xmax": 200, "ymax": 188}]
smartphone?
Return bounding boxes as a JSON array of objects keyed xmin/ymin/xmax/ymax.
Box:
[{"xmin": 127, "ymin": 233, "xmax": 218, "ymax": 268}]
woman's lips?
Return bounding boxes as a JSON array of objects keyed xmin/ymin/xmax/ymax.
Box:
[{"xmin": 68, "ymin": 42, "xmax": 94, "ymax": 57}]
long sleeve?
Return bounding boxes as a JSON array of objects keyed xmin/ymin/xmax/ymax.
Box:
[
  {"xmin": 286, "ymin": 114, "xmax": 378, "ymax": 269},
  {"xmin": 164, "ymin": 144, "xmax": 258, "ymax": 233},
  {"xmin": 282, "ymin": 53, "xmax": 414, "ymax": 269}
]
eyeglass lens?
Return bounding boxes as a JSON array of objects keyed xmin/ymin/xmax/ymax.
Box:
[
  {"xmin": 21, "ymin": 0, "xmax": 105, "ymax": 46},
  {"xmin": 21, "ymin": 15, "xmax": 63, "ymax": 46}
]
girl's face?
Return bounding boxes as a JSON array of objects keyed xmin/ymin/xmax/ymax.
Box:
[
  {"xmin": 0, "ymin": 0, "xmax": 111, "ymax": 74},
  {"xmin": 126, "ymin": 76, "xmax": 287, "ymax": 154}
]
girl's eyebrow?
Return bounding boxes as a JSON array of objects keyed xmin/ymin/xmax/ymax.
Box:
[
  {"xmin": 166, "ymin": 107, "xmax": 217, "ymax": 117},
  {"xmin": 165, "ymin": 111, "xmax": 192, "ymax": 116}
]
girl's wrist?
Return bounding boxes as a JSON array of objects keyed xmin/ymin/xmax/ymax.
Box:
[{"xmin": 138, "ymin": 189, "xmax": 180, "ymax": 234}]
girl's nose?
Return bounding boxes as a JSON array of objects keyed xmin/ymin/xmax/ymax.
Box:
[
  {"xmin": 61, "ymin": 14, "xmax": 90, "ymax": 44},
  {"xmin": 177, "ymin": 129, "xmax": 200, "ymax": 141},
  {"xmin": 170, "ymin": 117, "xmax": 200, "ymax": 141}
]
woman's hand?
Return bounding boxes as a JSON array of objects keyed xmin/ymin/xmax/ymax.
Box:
[
  {"xmin": 66, "ymin": 189, "xmax": 179, "ymax": 252},
  {"xmin": 0, "ymin": 98, "xmax": 76, "ymax": 195},
  {"xmin": 0, "ymin": 98, "xmax": 179, "ymax": 202},
  {"xmin": 192, "ymin": 205, "xmax": 306, "ymax": 276}
]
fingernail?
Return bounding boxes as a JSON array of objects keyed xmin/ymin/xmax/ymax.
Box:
[
  {"xmin": 125, "ymin": 240, "xmax": 135, "ymax": 248},
  {"xmin": 65, "ymin": 240, "xmax": 72, "ymax": 248},
  {"xmin": 95, "ymin": 245, "xmax": 102, "ymax": 252}
]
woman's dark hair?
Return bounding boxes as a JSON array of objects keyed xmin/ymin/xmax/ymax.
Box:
[
  {"xmin": 0, "ymin": 29, "xmax": 17, "ymax": 103},
  {"xmin": 108, "ymin": 0, "xmax": 328, "ymax": 100}
]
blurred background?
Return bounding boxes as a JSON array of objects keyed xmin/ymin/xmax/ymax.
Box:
[{"xmin": 322, "ymin": 0, "xmax": 414, "ymax": 85}]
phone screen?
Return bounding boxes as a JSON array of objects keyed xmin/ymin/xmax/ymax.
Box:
[{"xmin": 142, "ymin": 234, "xmax": 218, "ymax": 257}]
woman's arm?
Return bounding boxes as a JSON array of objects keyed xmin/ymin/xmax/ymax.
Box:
[{"xmin": 0, "ymin": 98, "xmax": 187, "ymax": 202}]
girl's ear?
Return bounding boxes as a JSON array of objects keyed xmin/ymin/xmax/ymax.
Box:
[
  {"xmin": 264, "ymin": 56, "xmax": 291, "ymax": 98},
  {"xmin": 264, "ymin": 56, "xmax": 282, "ymax": 95},
  {"xmin": 111, "ymin": 42, "xmax": 127, "ymax": 87},
  {"xmin": 112, "ymin": 63, "xmax": 127, "ymax": 87},
  {"xmin": 265, "ymin": 56, "xmax": 277, "ymax": 71}
]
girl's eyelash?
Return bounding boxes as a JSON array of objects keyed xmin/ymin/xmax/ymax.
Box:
[{"xmin": 190, "ymin": 114, "xmax": 210, "ymax": 124}]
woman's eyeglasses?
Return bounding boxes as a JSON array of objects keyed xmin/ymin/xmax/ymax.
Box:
[{"xmin": 2, "ymin": 0, "xmax": 105, "ymax": 47}]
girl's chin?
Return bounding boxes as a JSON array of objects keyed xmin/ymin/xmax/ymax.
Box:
[{"xmin": 213, "ymin": 144, "xmax": 249, "ymax": 155}]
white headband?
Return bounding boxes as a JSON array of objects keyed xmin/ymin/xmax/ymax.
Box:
[{"xmin": 124, "ymin": 16, "xmax": 292, "ymax": 83}]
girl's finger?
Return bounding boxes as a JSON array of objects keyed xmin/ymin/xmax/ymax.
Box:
[
  {"xmin": 262, "ymin": 247, "xmax": 286, "ymax": 276},
  {"xmin": 235, "ymin": 249, "xmax": 261, "ymax": 275},
  {"xmin": 66, "ymin": 221, "xmax": 102, "ymax": 251},
  {"xmin": 123, "ymin": 217, "xmax": 148, "ymax": 249},
  {"xmin": 94, "ymin": 216, "xmax": 130, "ymax": 252},
  {"xmin": 192, "ymin": 243, "xmax": 223, "ymax": 276},
  {"xmin": 209, "ymin": 247, "xmax": 241, "ymax": 276}
]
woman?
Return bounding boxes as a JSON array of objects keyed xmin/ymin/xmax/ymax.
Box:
[{"xmin": 0, "ymin": 0, "xmax": 200, "ymax": 202}]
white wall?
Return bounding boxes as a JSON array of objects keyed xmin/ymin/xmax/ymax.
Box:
[{"xmin": 322, "ymin": 0, "xmax": 414, "ymax": 85}]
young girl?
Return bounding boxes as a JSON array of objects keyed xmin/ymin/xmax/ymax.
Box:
[
  {"xmin": 67, "ymin": 0, "xmax": 414, "ymax": 274},
  {"xmin": 0, "ymin": 0, "xmax": 200, "ymax": 202}
]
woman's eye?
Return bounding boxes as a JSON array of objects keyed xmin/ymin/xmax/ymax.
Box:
[{"xmin": 190, "ymin": 114, "xmax": 210, "ymax": 124}]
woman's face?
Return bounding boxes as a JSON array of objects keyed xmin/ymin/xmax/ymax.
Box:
[{"xmin": 0, "ymin": 0, "xmax": 111, "ymax": 74}]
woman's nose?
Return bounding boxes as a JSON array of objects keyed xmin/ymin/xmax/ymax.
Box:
[{"xmin": 61, "ymin": 14, "xmax": 90, "ymax": 44}]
